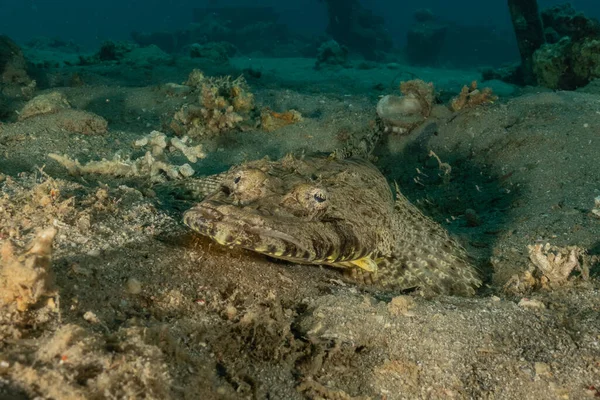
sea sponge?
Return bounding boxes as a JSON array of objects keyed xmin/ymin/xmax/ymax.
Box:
[
  {"xmin": 449, "ymin": 81, "xmax": 497, "ymax": 112},
  {"xmin": 170, "ymin": 70, "xmax": 256, "ymax": 138},
  {"xmin": 376, "ymin": 79, "xmax": 435, "ymax": 134}
]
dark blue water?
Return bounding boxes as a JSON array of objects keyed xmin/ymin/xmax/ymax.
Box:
[{"xmin": 3, "ymin": 1, "xmax": 599, "ymax": 49}]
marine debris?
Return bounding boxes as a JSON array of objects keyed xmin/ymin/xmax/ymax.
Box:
[
  {"xmin": 376, "ymin": 79, "xmax": 434, "ymax": 134},
  {"xmin": 49, "ymin": 130, "xmax": 204, "ymax": 182},
  {"xmin": 532, "ymin": 3, "xmax": 600, "ymax": 89},
  {"xmin": 501, "ymin": 2, "xmax": 600, "ymax": 89}
]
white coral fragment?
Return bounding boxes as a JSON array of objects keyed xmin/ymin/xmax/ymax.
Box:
[
  {"xmin": 170, "ymin": 136, "xmax": 206, "ymax": 163},
  {"xmin": 592, "ymin": 195, "xmax": 600, "ymax": 218},
  {"xmin": 50, "ymin": 130, "xmax": 205, "ymax": 182},
  {"xmin": 0, "ymin": 227, "xmax": 58, "ymax": 311},
  {"xmin": 527, "ymin": 243, "xmax": 583, "ymax": 285}
]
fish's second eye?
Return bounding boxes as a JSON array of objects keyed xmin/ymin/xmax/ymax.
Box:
[
  {"xmin": 313, "ymin": 193, "xmax": 326, "ymax": 203},
  {"xmin": 233, "ymin": 176, "xmax": 241, "ymax": 184}
]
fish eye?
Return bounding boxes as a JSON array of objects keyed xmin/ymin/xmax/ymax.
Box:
[
  {"xmin": 233, "ymin": 176, "xmax": 241, "ymax": 184},
  {"xmin": 313, "ymin": 192, "xmax": 327, "ymax": 203}
]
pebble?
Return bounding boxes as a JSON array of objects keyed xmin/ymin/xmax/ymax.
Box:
[
  {"xmin": 83, "ymin": 311, "xmax": 100, "ymax": 324},
  {"xmin": 87, "ymin": 249, "xmax": 101, "ymax": 257},
  {"xmin": 518, "ymin": 298, "xmax": 546, "ymax": 310},
  {"xmin": 126, "ymin": 278, "xmax": 142, "ymax": 295},
  {"xmin": 465, "ymin": 208, "xmax": 482, "ymax": 227}
]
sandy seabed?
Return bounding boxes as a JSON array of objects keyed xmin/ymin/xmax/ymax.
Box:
[{"xmin": 0, "ymin": 56, "xmax": 599, "ymax": 399}]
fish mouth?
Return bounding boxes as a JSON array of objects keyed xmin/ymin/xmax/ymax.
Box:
[
  {"xmin": 183, "ymin": 201, "xmax": 319, "ymax": 263},
  {"xmin": 183, "ymin": 201, "xmax": 369, "ymax": 267}
]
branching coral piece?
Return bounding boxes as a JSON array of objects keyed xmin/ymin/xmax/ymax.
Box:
[
  {"xmin": 1, "ymin": 227, "xmax": 58, "ymax": 311},
  {"xmin": 450, "ymin": 81, "xmax": 497, "ymax": 111},
  {"xmin": 50, "ymin": 131, "xmax": 205, "ymax": 182}
]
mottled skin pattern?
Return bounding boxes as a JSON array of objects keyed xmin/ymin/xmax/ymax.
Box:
[{"xmin": 183, "ymin": 154, "xmax": 481, "ymax": 296}]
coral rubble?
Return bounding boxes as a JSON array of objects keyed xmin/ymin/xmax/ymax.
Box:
[{"xmin": 528, "ymin": 243, "xmax": 587, "ymax": 287}]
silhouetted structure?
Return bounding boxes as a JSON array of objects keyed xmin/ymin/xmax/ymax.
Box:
[
  {"xmin": 507, "ymin": 0, "xmax": 545, "ymax": 85},
  {"xmin": 320, "ymin": 0, "xmax": 392, "ymax": 60}
]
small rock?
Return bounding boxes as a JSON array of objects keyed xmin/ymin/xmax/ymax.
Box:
[
  {"xmin": 179, "ymin": 163, "xmax": 195, "ymax": 178},
  {"xmin": 465, "ymin": 208, "xmax": 482, "ymax": 227},
  {"xmin": 87, "ymin": 249, "xmax": 101, "ymax": 257},
  {"xmin": 225, "ymin": 305, "xmax": 238, "ymax": 320},
  {"xmin": 388, "ymin": 295, "xmax": 416, "ymax": 317},
  {"xmin": 126, "ymin": 277, "xmax": 142, "ymax": 295},
  {"xmin": 534, "ymin": 362, "xmax": 552, "ymax": 377},
  {"xmin": 18, "ymin": 91, "xmax": 71, "ymax": 121},
  {"xmin": 83, "ymin": 311, "xmax": 100, "ymax": 324},
  {"xmin": 518, "ymin": 298, "xmax": 546, "ymax": 310}
]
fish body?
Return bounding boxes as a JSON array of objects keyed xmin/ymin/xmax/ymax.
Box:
[{"xmin": 184, "ymin": 154, "xmax": 481, "ymax": 295}]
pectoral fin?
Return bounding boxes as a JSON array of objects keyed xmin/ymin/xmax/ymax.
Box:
[{"xmin": 335, "ymin": 256, "xmax": 378, "ymax": 273}]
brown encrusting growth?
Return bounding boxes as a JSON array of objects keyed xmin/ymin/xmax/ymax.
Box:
[
  {"xmin": 450, "ymin": 81, "xmax": 497, "ymax": 111},
  {"xmin": 184, "ymin": 154, "xmax": 481, "ymax": 296}
]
